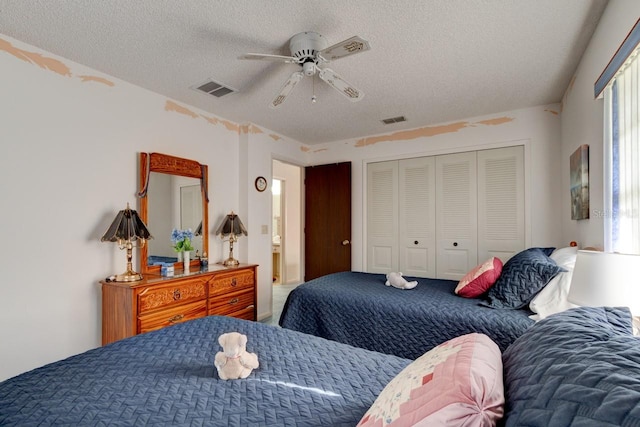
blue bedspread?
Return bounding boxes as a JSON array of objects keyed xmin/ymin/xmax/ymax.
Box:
[
  {"xmin": 0, "ymin": 316, "xmax": 410, "ymax": 426},
  {"xmin": 279, "ymin": 271, "xmax": 534, "ymax": 359},
  {"xmin": 502, "ymin": 307, "xmax": 640, "ymax": 426}
]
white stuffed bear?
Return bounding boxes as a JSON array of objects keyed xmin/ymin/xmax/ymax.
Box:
[
  {"xmin": 214, "ymin": 332, "xmax": 259, "ymax": 380},
  {"xmin": 385, "ymin": 272, "xmax": 418, "ymax": 290}
]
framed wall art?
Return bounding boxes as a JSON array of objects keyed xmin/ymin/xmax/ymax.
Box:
[{"xmin": 570, "ymin": 144, "xmax": 589, "ymax": 220}]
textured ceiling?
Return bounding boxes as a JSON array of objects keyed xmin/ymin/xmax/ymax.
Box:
[{"xmin": 0, "ymin": 0, "xmax": 608, "ymax": 144}]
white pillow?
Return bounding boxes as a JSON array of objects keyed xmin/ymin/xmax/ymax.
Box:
[
  {"xmin": 529, "ymin": 247, "xmax": 578, "ymax": 320},
  {"xmin": 549, "ymin": 246, "xmax": 578, "ymax": 269}
]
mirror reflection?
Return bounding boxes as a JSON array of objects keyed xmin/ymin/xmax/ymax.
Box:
[{"xmin": 146, "ymin": 172, "xmax": 203, "ymax": 265}]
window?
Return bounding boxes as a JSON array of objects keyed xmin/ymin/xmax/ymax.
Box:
[{"xmin": 603, "ymin": 40, "xmax": 640, "ymax": 254}]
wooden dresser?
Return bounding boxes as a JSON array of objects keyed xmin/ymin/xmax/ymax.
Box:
[{"xmin": 101, "ymin": 264, "xmax": 257, "ymax": 345}]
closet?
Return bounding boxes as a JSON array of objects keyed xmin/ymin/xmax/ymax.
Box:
[{"xmin": 367, "ymin": 146, "xmax": 525, "ymax": 280}]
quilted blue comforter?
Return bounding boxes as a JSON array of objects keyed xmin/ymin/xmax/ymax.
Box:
[
  {"xmin": 279, "ymin": 271, "xmax": 534, "ymax": 359},
  {"xmin": 502, "ymin": 306, "xmax": 640, "ymax": 426},
  {"xmin": 0, "ymin": 316, "xmax": 410, "ymax": 426}
]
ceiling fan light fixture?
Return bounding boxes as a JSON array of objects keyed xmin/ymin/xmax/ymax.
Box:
[
  {"xmin": 302, "ymin": 62, "xmax": 316, "ymax": 76},
  {"xmin": 240, "ymin": 31, "xmax": 371, "ymax": 108}
]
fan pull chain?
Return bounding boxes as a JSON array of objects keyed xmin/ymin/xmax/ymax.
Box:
[{"xmin": 311, "ymin": 73, "xmax": 317, "ymax": 104}]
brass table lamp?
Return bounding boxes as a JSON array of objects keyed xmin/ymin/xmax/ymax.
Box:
[
  {"xmin": 215, "ymin": 211, "xmax": 247, "ymax": 266},
  {"xmin": 101, "ymin": 203, "xmax": 152, "ymax": 282}
]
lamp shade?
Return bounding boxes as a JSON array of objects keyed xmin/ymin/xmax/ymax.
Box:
[
  {"xmin": 568, "ymin": 250, "xmax": 640, "ymax": 314},
  {"xmin": 215, "ymin": 212, "xmax": 248, "ymax": 237},
  {"xmin": 100, "ymin": 204, "xmax": 152, "ymax": 282},
  {"xmin": 101, "ymin": 204, "xmax": 152, "ymax": 243}
]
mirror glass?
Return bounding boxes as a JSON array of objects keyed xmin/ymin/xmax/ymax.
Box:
[
  {"xmin": 139, "ymin": 152, "xmax": 208, "ymax": 275},
  {"xmin": 146, "ymin": 173, "xmax": 203, "ymax": 264}
]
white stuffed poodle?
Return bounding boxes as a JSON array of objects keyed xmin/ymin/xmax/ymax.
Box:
[
  {"xmin": 385, "ymin": 272, "xmax": 418, "ymax": 290},
  {"xmin": 214, "ymin": 332, "xmax": 259, "ymax": 380}
]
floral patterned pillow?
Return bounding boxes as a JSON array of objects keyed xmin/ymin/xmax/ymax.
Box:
[{"xmin": 358, "ymin": 333, "xmax": 504, "ymax": 427}]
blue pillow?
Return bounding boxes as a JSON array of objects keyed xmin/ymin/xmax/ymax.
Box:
[{"xmin": 482, "ymin": 247, "xmax": 563, "ymax": 309}]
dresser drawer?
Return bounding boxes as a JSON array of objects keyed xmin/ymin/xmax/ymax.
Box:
[
  {"xmin": 209, "ymin": 289, "xmax": 255, "ymax": 316},
  {"xmin": 227, "ymin": 306, "xmax": 256, "ymax": 321},
  {"xmin": 138, "ymin": 300, "xmax": 206, "ymax": 334},
  {"xmin": 209, "ymin": 269, "xmax": 254, "ymax": 297},
  {"xmin": 137, "ymin": 276, "xmax": 207, "ymax": 315}
]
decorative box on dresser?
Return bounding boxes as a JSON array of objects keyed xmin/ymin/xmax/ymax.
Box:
[{"xmin": 101, "ymin": 264, "xmax": 258, "ymax": 346}]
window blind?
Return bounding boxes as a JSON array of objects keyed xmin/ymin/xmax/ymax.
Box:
[{"xmin": 604, "ymin": 47, "xmax": 640, "ymax": 254}]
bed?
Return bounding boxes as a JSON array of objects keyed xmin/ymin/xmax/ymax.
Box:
[
  {"xmin": 2, "ymin": 307, "xmax": 639, "ymax": 426},
  {"xmin": 279, "ymin": 271, "xmax": 535, "ymax": 359},
  {"xmin": 0, "ymin": 315, "xmax": 408, "ymax": 426}
]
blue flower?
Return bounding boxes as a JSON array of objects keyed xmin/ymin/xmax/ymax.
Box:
[{"xmin": 171, "ymin": 228, "xmax": 195, "ymax": 252}]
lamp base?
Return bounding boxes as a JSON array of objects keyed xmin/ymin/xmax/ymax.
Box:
[
  {"xmin": 114, "ymin": 269, "xmax": 143, "ymax": 282},
  {"xmin": 222, "ymin": 257, "xmax": 240, "ymax": 267}
]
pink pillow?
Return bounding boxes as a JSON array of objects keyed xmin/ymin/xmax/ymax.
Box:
[
  {"xmin": 455, "ymin": 257, "xmax": 503, "ymax": 298},
  {"xmin": 358, "ymin": 333, "xmax": 504, "ymax": 427}
]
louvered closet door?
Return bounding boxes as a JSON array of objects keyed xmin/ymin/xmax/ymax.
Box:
[
  {"xmin": 367, "ymin": 161, "xmax": 398, "ymax": 273},
  {"xmin": 399, "ymin": 157, "xmax": 436, "ymax": 277},
  {"xmin": 436, "ymin": 152, "xmax": 478, "ymax": 280},
  {"xmin": 477, "ymin": 146, "xmax": 525, "ymax": 263}
]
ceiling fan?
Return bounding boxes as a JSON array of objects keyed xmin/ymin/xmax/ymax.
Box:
[{"xmin": 240, "ymin": 31, "xmax": 371, "ymax": 108}]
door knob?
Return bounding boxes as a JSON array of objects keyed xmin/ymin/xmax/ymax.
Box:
[
  {"xmin": 453, "ymin": 242, "xmax": 458, "ymax": 247},
  {"xmin": 342, "ymin": 240, "xmax": 350, "ymax": 246}
]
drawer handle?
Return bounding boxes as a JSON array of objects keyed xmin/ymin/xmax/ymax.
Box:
[
  {"xmin": 168, "ymin": 314, "xmax": 184, "ymax": 324},
  {"xmin": 231, "ymin": 278, "xmax": 237, "ymax": 287},
  {"xmin": 229, "ymin": 297, "xmax": 239, "ymax": 305},
  {"xmin": 173, "ymin": 289, "xmax": 181, "ymax": 300}
]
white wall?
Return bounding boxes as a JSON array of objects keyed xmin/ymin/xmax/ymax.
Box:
[
  {"xmin": 560, "ymin": 0, "xmax": 640, "ymax": 249},
  {"xmin": 0, "ymin": 35, "xmax": 306, "ymax": 381},
  {"xmin": 308, "ymin": 105, "xmax": 563, "ymax": 271}
]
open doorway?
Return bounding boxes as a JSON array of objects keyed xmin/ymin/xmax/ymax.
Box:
[
  {"xmin": 272, "ymin": 160, "xmax": 302, "ymax": 285},
  {"xmin": 267, "ymin": 160, "xmax": 303, "ymax": 325},
  {"xmin": 272, "ymin": 178, "xmax": 284, "ymax": 284}
]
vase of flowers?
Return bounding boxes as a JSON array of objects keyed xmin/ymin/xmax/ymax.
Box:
[{"xmin": 171, "ymin": 228, "xmax": 194, "ymax": 270}]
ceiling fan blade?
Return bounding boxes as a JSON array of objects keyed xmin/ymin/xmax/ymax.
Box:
[
  {"xmin": 270, "ymin": 71, "xmax": 304, "ymax": 108},
  {"xmin": 317, "ymin": 68, "xmax": 364, "ymax": 102},
  {"xmin": 239, "ymin": 53, "xmax": 298, "ymax": 63},
  {"xmin": 318, "ymin": 36, "xmax": 371, "ymax": 62}
]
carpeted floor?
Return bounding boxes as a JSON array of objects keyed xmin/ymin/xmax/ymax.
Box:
[{"xmin": 260, "ymin": 283, "xmax": 299, "ymax": 326}]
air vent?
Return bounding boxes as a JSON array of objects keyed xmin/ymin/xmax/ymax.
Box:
[
  {"xmin": 192, "ymin": 79, "xmax": 237, "ymax": 98},
  {"xmin": 381, "ymin": 115, "xmax": 407, "ymax": 125}
]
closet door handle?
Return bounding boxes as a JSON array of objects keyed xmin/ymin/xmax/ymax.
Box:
[
  {"xmin": 414, "ymin": 240, "xmax": 419, "ymax": 245},
  {"xmin": 453, "ymin": 242, "xmax": 458, "ymax": 247}
]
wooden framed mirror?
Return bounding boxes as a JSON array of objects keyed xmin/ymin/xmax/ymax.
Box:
[{"xmin": 139, "ymin": 152, "xmax": 209, "ymax": 275}]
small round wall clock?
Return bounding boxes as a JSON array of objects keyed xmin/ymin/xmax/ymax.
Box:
[{"xmin": 255, "ymin": 176, "xmax": 267, "ymax": 192}]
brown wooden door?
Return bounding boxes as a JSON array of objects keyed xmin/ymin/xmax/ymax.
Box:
[{"xmin": 304, "ymin": 162, "xmax": 352, "ymax": 281}]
